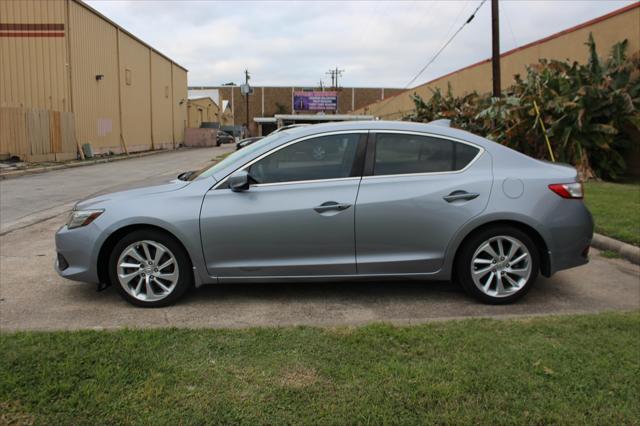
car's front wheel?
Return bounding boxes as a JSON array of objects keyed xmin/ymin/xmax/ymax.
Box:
[
  {"xmin": 456, "ymin": 226, "xmax": 539, "ymax": 304},
  {"xmin": 108, "ymin": 229, "xmax": 192, "ymax": 307}
]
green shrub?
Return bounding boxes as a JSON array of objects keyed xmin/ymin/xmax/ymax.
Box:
[{"xmin": 405, "ymin": 34, "xmax": 640, "ymax": 180}]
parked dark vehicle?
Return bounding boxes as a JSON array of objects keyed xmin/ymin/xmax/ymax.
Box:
[
  {"xmin": 216, "ymin": 131, "xmax": 235, "ymax": 146},
  {"xmin": 236, "ymin": 137, "xmax": 263, "ymax": 150}
]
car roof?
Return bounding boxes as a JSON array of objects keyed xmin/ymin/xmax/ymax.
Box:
[
  {"xmin": 208, "ymin": 120, "xmax": 543, "ymax": 182},
  {"xmin": 278, "ymin": 120, "xmax": 488, "ymax": 146}
]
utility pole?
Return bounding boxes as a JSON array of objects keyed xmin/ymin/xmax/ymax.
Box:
[
  {"xmin": 326, "ymin": 69, "xmax": 335, "ymax": 88},
  {"xmin": 491, "ymin": 0, "xmax": 501, "ymax": 97},
  {"xmin": 244, "ymin": 69, "xmax": 250, "ymax": 136},
  {"xmin": 326, "ymin": 67, "xmax": 344, "ymax": 90}
]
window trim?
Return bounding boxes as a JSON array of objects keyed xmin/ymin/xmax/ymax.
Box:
[
  {"xmin": 363, "ymin": 130, "xmax": 485, "ymax": 179},
  {"xmin": 213, "ymin": 130, "xmax": 368, "ymax": 189}
]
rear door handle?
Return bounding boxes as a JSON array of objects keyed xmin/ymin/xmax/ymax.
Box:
[
  {"xmin": 443, "ymin": 191, "xmax": 480, "ymax": 202},
  {"xmin": 314, "ymin": 201, "xmax": 352, "ymax": 213}
]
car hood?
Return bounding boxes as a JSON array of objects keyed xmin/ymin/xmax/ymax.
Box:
[{"xmin": 75, "ymin": 178, "xmax": 189, "ymax": 210}]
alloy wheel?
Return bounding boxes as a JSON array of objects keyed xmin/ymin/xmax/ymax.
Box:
[
  {"xmin": 470, "ymin": 235, "xmax": 532, "ymax": 298},
  {"xmin": 116, "ymin": 240, "xmax": 179, "ymax": 302}
]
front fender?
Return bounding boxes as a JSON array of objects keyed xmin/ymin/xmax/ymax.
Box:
[{"xmin": 91, "ymin": 178, "xmax": 214, "ymax": 286}]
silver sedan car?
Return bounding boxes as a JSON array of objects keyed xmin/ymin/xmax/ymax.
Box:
[{"xmin": 55, "ymin": 121, "xmax": 593, "ymax": 307}]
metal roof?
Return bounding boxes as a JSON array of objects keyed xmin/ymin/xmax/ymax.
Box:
[{"xmin": 74, "ymin": 0, "xmax": 188, "ymax": 72}]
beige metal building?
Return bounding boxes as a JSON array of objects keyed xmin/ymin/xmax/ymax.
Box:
[
  {"xmin": 187, "ymin": 97, "xmax": 232, "ymax": 129},
  {"xmin": 188, "ymin": 85, "xmax": 405, "ymax": 135},
  {"xmin": 0, "ymin": 0, "xmax": 188, "ymax": 161},
  {"xmin": 353, "ymin": 3, "xmax": 640, "ymax": 119}
]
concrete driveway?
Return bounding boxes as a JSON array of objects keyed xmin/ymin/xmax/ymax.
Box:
[
  {"xmin": 1, "ymin": 145, "xmax": 638, "ymax": 331},
  {"xmin": 0, "ymin": 145, "xmax": 234, "ymax": 232}
]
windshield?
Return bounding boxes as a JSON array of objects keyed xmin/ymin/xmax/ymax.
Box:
[{"xmin": 185, "ymin": 132, "xmax": 286, "ymax": 181}]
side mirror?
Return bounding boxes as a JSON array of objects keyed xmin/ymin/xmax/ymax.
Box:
[
  {"xmin": 177, "ymin": 171, "xmax": 194, "ymax": 180},
  {"xmin": 228, "ymin": 170, "xmax": 250, "ymax": 192}
]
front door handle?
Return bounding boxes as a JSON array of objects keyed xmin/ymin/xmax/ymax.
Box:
[
  {"xmin": 443, "ymin": 191, "xmax": 480, "ymax": 203},
  {"xmin": 313, "ymin": 201, "xmax": 352, "ymax": 213}
]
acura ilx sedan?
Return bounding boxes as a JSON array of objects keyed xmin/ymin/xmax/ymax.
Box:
[{"xmin": 55, "ymin": 121, "xmax": 593, "ymax": 307}]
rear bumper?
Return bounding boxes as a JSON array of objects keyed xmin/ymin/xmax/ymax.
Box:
[{"xmin": 546, "ymin": 202, "xmax": 594, "ymax": 275}]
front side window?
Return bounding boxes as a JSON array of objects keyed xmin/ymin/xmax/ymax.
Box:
[
  {"xmin": 373, "ymin": 133, "xmax": 479, "ymax": 176},
  {"xmin": 248, "ymin": 133, "xmax": 362, "ymax": 184},
  {"xmin": 187, "ymin": 132, "xmax": 286, "ymax": 181}
]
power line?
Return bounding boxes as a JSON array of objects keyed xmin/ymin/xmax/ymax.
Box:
[
  {"xmin": 502, "ymin": 0, "xmax": 519, "ymax": 49},
  {"xmin": 405, "ymin": 0, "xmax": 488, "ymax": 88},
  {"xmin": 442, "ymin": 0, "xmax": 471, "ymax": 44}
]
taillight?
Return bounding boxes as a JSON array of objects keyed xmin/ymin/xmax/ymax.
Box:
[{"xmin": 548, "ymin": 182, "xmax": 583, "ymax": 199}]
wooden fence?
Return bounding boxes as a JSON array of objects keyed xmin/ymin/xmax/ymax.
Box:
[{"xmin": 0, "ymin": 107, "xmax": 78, "ymax": 162}]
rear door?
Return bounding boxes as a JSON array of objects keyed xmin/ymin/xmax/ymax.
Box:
[
  {"xmin": 200, "ymin": 131, "xmax": 367, "ymax": 278},
  {"xmin": 355, "ymin": 131, "xmax": 492, "ymax": 274}
]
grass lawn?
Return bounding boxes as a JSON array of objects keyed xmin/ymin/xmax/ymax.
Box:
[
  {"xmin": 583, "ymin": 180, "xmax": 640, "ymax": 246},
  {"xmin": 1, "ymin": 312, "xmax": 639, "ymax": 424}
]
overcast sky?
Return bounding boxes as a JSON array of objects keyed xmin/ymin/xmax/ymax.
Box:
[{"xmin": 86, "ymin": 0, "xmax": 636, "ymax": 88}]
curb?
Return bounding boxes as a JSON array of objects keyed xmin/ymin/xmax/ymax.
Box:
[
  {"xmin": 0, "ymin": 149, "xmax": 173, "ymax": 180},
  {"xmin": 591, "ymin": 233, "xmax": 640, "ymax": 265}
]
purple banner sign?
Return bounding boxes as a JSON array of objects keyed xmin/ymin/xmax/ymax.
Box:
[{"xmin": 293, "ymin": 91, "xmax": 338, "ymax": 111}]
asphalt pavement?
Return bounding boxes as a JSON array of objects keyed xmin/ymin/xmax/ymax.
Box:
[{"xmin": 0, "ymin": 144, "xmax": 638, "ymax": 331}]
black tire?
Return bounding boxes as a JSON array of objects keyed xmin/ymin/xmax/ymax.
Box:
[
  {"xmin": 108, "ymin": 229, "xmax": 193, "ymax": 307},
  {"xmin": 455, "ymin": 225, "xmax": 539, "ymax": 304}
]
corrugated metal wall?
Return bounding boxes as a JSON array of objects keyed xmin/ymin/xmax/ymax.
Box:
[
  {"xmin": 1, "ymin": 0, "xmax": 188, "ymax": 158},
  {"xmin": 187, "ymin": 98, "xmax": 219, "ymax": 128},
  {"xmin": 172, "ymin": 64, "xmax": 187, "ymax": 144},
  {"xmin": 118, "ymin": 31, "xmax": 152, "ymax": 152},
  {"xmin": 69, "ymin": 0, "xmax": 121, "ymax": 152},
  {"xmin": 150, "ymin": 51, "xmax": 173, "ymax": 149},
  {"xmin": 0, "ymin": 0, "xmax": 69, "ymax": 111}
]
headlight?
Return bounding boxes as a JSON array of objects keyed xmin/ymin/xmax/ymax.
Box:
[{"xmin": 67, "ymin": 209, "xmax": 104, "ymax": 229}]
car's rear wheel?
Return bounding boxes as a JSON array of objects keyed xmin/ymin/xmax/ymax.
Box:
[
  {"xmin": 108, "ymin": 229, "xmax": 192, "ymax": 307},
  {"xmin": 456, "ymin": 226, "xmax": 539, "ymax": 304}
]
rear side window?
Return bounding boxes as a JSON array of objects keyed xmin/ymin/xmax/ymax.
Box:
[{"xmin": 373, "ymin": 133, "xmax": 479, "ymax": 176}]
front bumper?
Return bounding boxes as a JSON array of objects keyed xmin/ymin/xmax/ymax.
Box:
[{"xmin": 55, "ymin": 224, "xmax": 101, "ymax": 283}]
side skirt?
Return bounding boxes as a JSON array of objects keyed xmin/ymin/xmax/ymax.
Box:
[{"xmin": 201, "ymin": 271, "xmax": 450, "ymax": 285}]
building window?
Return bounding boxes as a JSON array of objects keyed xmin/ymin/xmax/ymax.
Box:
[{"xmin": 125, "ymin": 69, "xmax": 132, "ymax": 86}]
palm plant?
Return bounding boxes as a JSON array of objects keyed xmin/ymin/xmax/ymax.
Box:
[{"xmin": 406, "ymin": 34, "xmax": 640, "ymax": 180}]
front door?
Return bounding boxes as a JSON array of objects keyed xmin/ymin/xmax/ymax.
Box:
[
  {"xmin": 355, "ymin": 131, "xmax": 492, "ymax": 274},
  {"xmin": 200, "ymin": 132, "xmax": 367, "ymax": 278}
]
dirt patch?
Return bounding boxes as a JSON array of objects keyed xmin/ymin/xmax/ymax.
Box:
[
  {"xmin": 0, "ymin": 401, "xmax": 36, "ymax": 426},
  {"xmin": 327, "ymin": 326, "xmax": 357, "ymax": 336},
  {"xmin": 278, "ymin": 366, "xmax": 320, "ymax": 388}
]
